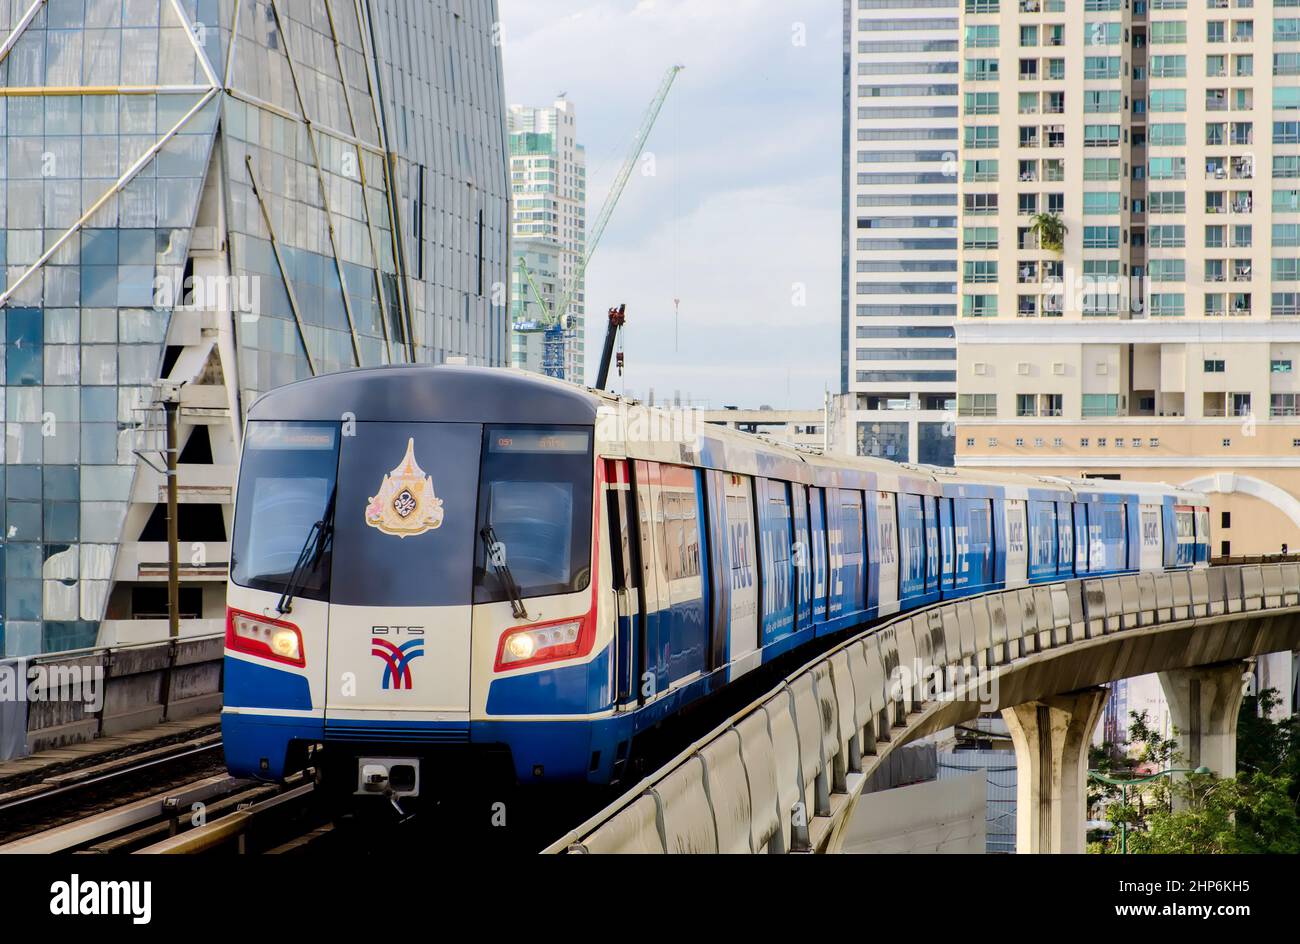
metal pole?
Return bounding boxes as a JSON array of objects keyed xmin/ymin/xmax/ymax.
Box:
[
  {"xmin": 166, "ymin": 398, "xmax": 180, "ymax": 640},
  {"xmin": 1120, "ymin": 783, "xmax": 1128, "ymax": 855},
  {"xmin": 160, "ymin": 396, "xmax": 180, "ymax": 721}
]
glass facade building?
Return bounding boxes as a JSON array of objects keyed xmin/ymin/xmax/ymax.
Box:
[{"xmin": 0, "ymin": 0, "xmax": 509, "ymax": 655}]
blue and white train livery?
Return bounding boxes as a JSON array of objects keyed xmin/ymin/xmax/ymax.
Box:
[{"xmin": 221, "ymin": 366, "xmax": 1210, "ymax": 794}]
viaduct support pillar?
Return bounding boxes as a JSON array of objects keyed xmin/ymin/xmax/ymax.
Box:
[
  {"xmin": 1002, "ymin": 688, "xmax": 1108, "ymax": 855},
  {"xmin": 1158, "ymin": 661, "xmax": 1251, "ymax": 807}
]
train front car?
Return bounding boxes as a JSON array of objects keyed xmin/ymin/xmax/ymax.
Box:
[{"xmin": 222, "ymin": 366, "xmax": 613, "ymax": 802}]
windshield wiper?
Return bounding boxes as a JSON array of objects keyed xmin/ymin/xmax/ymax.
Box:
[
  {"xmin": 276, "ymin": 487, "xmax": 336, "ymax": 615},
  {"xmin": 480, "ymin": 526, "xmax": 529, "ymax": 620}
]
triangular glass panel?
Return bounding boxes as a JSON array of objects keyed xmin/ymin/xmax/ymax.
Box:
[{"xmin": 0, "ymin": 0, "xmax": 212, "ymax": 90}]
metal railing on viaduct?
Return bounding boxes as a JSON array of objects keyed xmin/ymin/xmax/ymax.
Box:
[{"xmin": 545, "ymin": 564, "xmax": 1300, "ymax": 855}]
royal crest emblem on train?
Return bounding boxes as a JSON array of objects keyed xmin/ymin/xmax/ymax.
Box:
[{"xmin": 364, "ymin": 438, "xmax": 444, "ymax": 538}]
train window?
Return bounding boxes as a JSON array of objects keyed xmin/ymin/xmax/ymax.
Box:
[
  {"xmin": 231, "ymin": 422, "xmax": 339, "ymax": 602},
  {"xmin": 661, "ymin": 489, "xmax": 701, "ymax": 581},
  {"xmin": 474, "ymin": 426, "xmax": 594, "ymax": 602}
]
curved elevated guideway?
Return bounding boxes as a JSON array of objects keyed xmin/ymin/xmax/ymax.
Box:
[{"xmin": 546, "ymin": 563, "xmax": 1300, "ymax": 854}]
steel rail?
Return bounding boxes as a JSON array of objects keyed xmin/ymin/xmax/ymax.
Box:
[
  {"xmin": 135, "ymin": 782, "xmax": 318, "ymax": 854},
  {"xmin": 0, "ymin": 775, "xmax": 238, "ymax": 854},
  {"xmin": 0, "ymin": 741, "xmax": 223, "ymax": 816}
]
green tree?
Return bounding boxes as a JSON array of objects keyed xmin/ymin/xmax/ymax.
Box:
[
  {"xmin": 1130, "ymin": 772, "xmax": 1300, "ymax": 854},
  {"xmin": 1237, "ymin": 688, "xmax": 1300, "ymax": 803},
  {"xmin": 1094, "ymin": 689, "xmax": 1300, "ymax": 854},
  {"xmin": 1028, "ymin": 211, "xmax": 1067, "ymax": 253}
]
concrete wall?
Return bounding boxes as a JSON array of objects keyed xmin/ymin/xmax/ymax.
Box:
[
  {"xmin": 841, "ymin": 773, "xmax": 988, "ymax": 854},
  {"xmin": 1, "ymin": 634, "xmax": 224, "ymax": 760}
]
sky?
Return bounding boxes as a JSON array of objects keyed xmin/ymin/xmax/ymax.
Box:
[{"xmin": 498, "ymin": 0, "xmax": 842, "ymax": 410}]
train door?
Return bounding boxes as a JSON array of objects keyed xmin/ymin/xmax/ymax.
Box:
[
  {"xmin": 939, "ymin": 497, "xmax": 955, "ymax": 596},
  {"xmin": 808, "ymin": 487, "xmax": 828, "ymax": 625},
  {"xmin": 757, "ymin": 479, "xmax": 795, "ymax": 645},
  {"xmin": 633, "ymin": 460, "xmax": 666, "ymax": 700},
  {"xmin": 1073, "ymin": 502, "xmax": 1090, "ymax": 573},
  {"xmin": 1004, "ymin": 499, "xmax": 1028, "ymax": 588},
  {"xmin": 1195, "ymin": 506, "xmax": 1211, "ymax": 564},
  {"xmin": 954, "ymin": 497, "xmax": 994, "ymax": 593},
  {"xmin": 791, "ymin": 484, "xmax": 812, "ymax": 632},
  {"xmin": 1139, "ymin": 504, "xmax": 1163, "ymax": 571},
  {"xmin": 324, "ymin": 422, "xmax": 483, "ymax": 722},
  {"xmin": 872, "ymin": 491, "xmax": 899, "ymax": 617},
  {"xmin": 657, "ymin": 465, "xmax": 708, "ymax": 686},
  {"xmin": 726, "ymin": 477, "xmax": 760, "ymax": 671},
  {"xmin": 605, "ymin": 460, "xmax": 640, "ymax": 705},
  {"xmin": 833, "ymin": 489, "xmax": 866, "ymax": 618},
  {"xmin": 924, "ymin": 495, "xmax": 940, "ymax": 598},
  {"xmin": 1057, "ymin": 500, "xmax": 1074, "ymax": 577},
  {"xmin": 1028, "ymin": 500, "xmax": 1057, "ymax": 582},
  {"xmin": 1173, "ymin": 505, "xmax": 1196, "ymax": 567},
  {"xmin": 897, "ymin": 493, "xmax": 926, "ymax": 607}
]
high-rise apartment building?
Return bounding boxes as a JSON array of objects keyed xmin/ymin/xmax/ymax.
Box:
[
  {"xmin": 508, "ymin": 99, "xmax": 586, "ymax": 382},
  {"xmin": 842, "ymin": 0, "xmax": 960, "ymax": 465},
  {"xmin": 956, "ymin": 0, "xmax": 1300, "ymax": 555},
  {"xmin": 0, "ymin": 0, "xmax": 509, "ymax": 655}
]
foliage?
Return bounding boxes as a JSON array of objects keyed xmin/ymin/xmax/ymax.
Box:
[
  {"xmin": 1028, "ymin": 211, "xmax": 1067, "ymax": 253},
  {"xmin": 1129, "ymin": 772, "xmax": 1300, "ymax": 855},
  {"xmin": 1090, "ymin": 691, "xmax": 1300, "ymax": 854},
  {"xmin": 1237, "ymin": 688, "xmax": 1300, "ymax": 803}
]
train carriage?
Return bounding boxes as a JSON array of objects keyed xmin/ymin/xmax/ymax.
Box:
[{"xmin": 222, "ymin": 365, "xmax": 1210, "ymax": 798}]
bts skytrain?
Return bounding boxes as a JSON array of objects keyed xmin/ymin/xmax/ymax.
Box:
[{"xmin": 221, "ymin": 366, "xmax": 1210, "ymax": 797}]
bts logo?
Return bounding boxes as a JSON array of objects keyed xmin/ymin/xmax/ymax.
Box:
[{"xmin": 371, "ymin": 633, "xmax": 425, "ymax": 690}]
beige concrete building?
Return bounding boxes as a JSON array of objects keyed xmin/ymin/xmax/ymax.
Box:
[
  {"xmin": 702, "ymin": 408, "xmax": 833, "ymax": 452},
  {"xmin": 956, "ymin": 0, "xmax": 1300, "ymax": 556}
]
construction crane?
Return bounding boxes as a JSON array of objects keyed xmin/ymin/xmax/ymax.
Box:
[{"xmin": 515, "ymin": 64, "xmax": 684, "ymax": 381}]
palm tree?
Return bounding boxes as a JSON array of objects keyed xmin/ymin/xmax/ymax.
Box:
[{"xmin": 1029, "ymin": 212, "xmax": 1067, "ymax": 254}]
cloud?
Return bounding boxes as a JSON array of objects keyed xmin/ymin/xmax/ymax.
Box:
[{"xmin": 498, "ymin": 0, "xmax": 842, "ymax": 406}]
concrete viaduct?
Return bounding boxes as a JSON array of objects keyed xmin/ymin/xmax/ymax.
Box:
[{"xmin": 547, "ymin": 563, "xmax": 1300, "ymax": 854}]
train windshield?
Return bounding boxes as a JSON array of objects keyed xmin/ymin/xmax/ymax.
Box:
[
  {"xmin": 232, "ymin": 421, "xmax": 593, "ymax": 606},
  {"xmin": 230, "ymin": 422, "xmax": 339, "ymax": 602},
  {"xmin": 474, "ymin": 425, "xmax": 594, "ymax": 603}
]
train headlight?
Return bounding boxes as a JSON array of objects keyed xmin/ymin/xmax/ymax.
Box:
[
  {"xmin": 496, "ymin": 618, "xmax": 586, "ymax": 671},
  {"xmin": 226, "ymin": 608, "xmax": 306, "ymax": 668},
  {"xmin": 506, "ymin": 633, "xmax": 536, "ymax": 661},
  {"xmin": 270, "ymin": 628, "xmax": 302, "ymax": 661}
]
